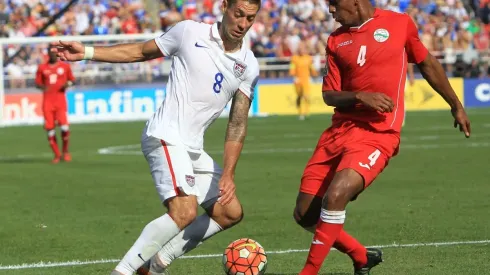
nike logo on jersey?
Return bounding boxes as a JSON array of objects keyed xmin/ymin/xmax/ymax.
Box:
[
  {"xmin": 138, "ymin": 253, "xmax": 145, "ymax": 262},
  {"xmin": 195, "ymin": 42, "xmax": 208, "ymax": 48}
]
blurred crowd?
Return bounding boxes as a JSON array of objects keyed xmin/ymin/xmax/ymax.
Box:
[{"xmin": 2, "ymin": 0, "xmax": 489, "ymax": 88}]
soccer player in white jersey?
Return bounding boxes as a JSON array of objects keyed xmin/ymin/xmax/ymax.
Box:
[{"xmin": 51, "ymin": 0, "xmax": 261, "ymax": 274}]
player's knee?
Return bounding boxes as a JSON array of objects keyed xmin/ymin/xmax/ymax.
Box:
[
  {"xmin": 324, "ymin": 184, "xmax": 353, "ymax": 209},
  {"xmin": 47, "ymin": 129, "xmax": 56, "ymax": 137},
  {"xmin": 167, "ymin": 197, "xmax": 198, "ymax": 228},
  {"xmin": 224, "ymin": 204, "xmax": 244, "ymax": 227},
  {"xmin": 60, "ymin": 124, "xmax": 69, "ymax": 132},
  {"xmin": 170, "ymin": 207, "xmax": 197, "ymax": 228},
  {"xmin": 293, "ymin": 206, "xmax": 316, "ymax": 229}
]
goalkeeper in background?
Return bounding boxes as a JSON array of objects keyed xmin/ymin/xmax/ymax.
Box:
[{"xmin": 289, "ymin": 42, "xmax": 318, "ymax": 120}]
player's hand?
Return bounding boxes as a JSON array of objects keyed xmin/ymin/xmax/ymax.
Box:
[
  {"xmin": 409, "ymin": 78, "xmax": 415, "ymax": 86},
  {"xmin": 451, "ymin": 107, "xmax": 471, "ymax": 138},
  {"xmin": 356, "ymin": 92, "xmax": 394, "ymax": 113},
  {"xmin": 218, "ymin": 175, "xmax": 236, "ymax": 206},
  {"xmin": 50, "ymin": 41, "xmax": 85, "ymax": 62}
]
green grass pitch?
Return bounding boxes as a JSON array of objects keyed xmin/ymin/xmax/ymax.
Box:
[{"xmin": 0, "ymin": 109, "xmax": 489, "ymax": 274}]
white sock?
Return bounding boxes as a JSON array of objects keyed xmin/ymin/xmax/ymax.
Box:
[
  {"xmin": 156, "ymin": 214, "xmax": 223, "ymax": 266},
  {"xmin": 320, "ymin": 209, "xmax": 346, "ymax": 224},
  {"xmin": 115, "ymin": 213, "xmax": 181, "ymax": 275}
]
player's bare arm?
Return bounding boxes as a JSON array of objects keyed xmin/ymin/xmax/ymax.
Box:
[
  {"xmin": 219, "ymin": 91, "xmax": 251, "ymax": 205},
  {"xmin": 50, "ymin": 39, "xmax": 163, "ymax": 63},
  {"xmin": 322, "ymin": 91, "xmax": 394, "ymax": 113},
  {"xmin": 417, "ymin": 54, "xmax": 471, "ymax": 137}
]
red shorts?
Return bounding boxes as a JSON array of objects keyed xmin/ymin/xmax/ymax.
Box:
[
  {"xmin": 300, "ymin": 122, "xmax": 400, "ymax": 198},
  {"xmin": 43, "ymin": 102, "xmax": 68, "ymax": 130}
]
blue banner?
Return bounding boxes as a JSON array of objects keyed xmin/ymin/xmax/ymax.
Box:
[
  {"xmin": 463, "ymin": 78, "xmax": 490, "ymax": 108},
  {"xmin": 64, "ymin": 84, "xmax": 260, "ymax": 122}
]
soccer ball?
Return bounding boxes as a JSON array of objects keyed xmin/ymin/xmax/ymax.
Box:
[{"xmin": 222, "ymin": 238, "xmax": 268, "ymax": 275}]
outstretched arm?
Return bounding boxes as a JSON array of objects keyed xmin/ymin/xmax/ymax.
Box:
[
  {"xmin": 51, "ymin": 20, "xmax": 188, "ymax": 63},
  {"xmin": 218, "ymin": 91, "xmax": 251, "ymax": 205},
  {"xmin": 416, "ymin": 54, "xmax": 470, "ymax": 137},
  {"xmin": 51, "ymin": 40, "xmax": 163, "ymax": 63}
]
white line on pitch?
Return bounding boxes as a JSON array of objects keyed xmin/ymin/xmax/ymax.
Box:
[
  {"xmin": 0, "ymin": 239, "xmax": 489, "ymax": 270},
  {"xmin": 96, "ymin": 141, "xmax": 490, "ymax": 156}
]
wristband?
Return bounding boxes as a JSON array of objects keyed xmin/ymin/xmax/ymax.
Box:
[{"xmin": 83, "ymin": 46, "xmax": 94, "ymax": 60}]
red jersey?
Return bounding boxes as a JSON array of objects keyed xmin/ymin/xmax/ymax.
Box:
[
  {"xmin": 322, "ymin": 9, "xmax": 428, "ymax": 133},
  {"xmin": 35, "ymin": 61, "xmax": 75, "ymax": 103}
]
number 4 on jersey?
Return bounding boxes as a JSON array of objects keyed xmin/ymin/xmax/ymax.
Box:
[
  {"xmin": 359, "ymin": 149, "xmax": 380, "ymax": 170},
  {"xmin": 357, "ymin": 45, "xmax": 367, "ymax": 67}
]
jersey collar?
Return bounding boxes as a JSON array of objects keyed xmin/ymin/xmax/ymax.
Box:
[
  {"xmin": 211, "ymin": 22, "xmax": 247, "ymax": 60},
  {"xmin": 349, "ymin": 8, "xmax": 380, "ymax": 31}
]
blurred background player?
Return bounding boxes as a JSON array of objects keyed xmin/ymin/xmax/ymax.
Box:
[
  {"xmin": 289, "ymin": 42, "xmax": 317, "ymax": 120},
  {"xmin": 293, "ymin": 0, "xmax": 471, "ymax": 274},
  {"xmin": 51, "ymin": 0, "xmax": 260, "ymax": 274},
  {"xmin": 35, "ymin": 46, "xmax": 75, "ymax": 164}
]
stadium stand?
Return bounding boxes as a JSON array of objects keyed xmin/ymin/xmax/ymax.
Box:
[{"xmin": 2, "ymin": 0, "xmax": 489, "ymax": 88}]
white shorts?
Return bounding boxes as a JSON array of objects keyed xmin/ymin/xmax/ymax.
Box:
[{"xmin": 141, "ymin": 130, "xmax": 222, "ymax": 209}]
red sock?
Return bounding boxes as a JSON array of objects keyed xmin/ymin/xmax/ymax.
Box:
[
  {"xmin": 300, "ymin": 210, "xmax": 345, "ymax": 275},
  {"xmin": 334, "ymin": 230, "xmax": 367, "ymax": 268},
  {"xmin": 61, "ymin": 130, "xmax": 70, "ymax": 153},
  {"xmin": 48, "ymin": 136, "xmax": 61, "ymax": 157}
]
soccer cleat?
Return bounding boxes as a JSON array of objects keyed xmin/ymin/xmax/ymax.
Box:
[
  {"xmin": 136, "ymin": 260, "xmax": 169, "ymax": 275},
  {"xmin": 354, "ymin": 248, "xmax": 383, "ymax": 275},
  {"xmin": 52, "ymin": 156, "xmax": 61, "ymax": 164},
  {"xmin": 62, "ymin": 152, "xmax": 72, "ymax": 162}
]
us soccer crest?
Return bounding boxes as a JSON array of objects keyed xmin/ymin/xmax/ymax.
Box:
[
  {"xmin": 185, "ymin": 175, "xmax": 195, "ymax": 187},
  {"xmin": 233, "ymin": 60, "xmax": 247, "ymax": 78}
]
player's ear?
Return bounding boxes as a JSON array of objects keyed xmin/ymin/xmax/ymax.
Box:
[{"xmin": 222, "ymin": 0, "xmax": 228, "ymax": 12}]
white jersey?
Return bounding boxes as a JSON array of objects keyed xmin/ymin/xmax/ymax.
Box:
[{"xmin": 145, "ymin": 20, "xmax": 260, "ymax": 152}]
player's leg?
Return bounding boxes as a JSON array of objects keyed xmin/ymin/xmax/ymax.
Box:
[
  {"xmin": 56, "ymin": 108, "xmax": 71, "ymax": 161},
  {"xmin": 112, "ymin": 138, "xmax": 199, "ymax": 275},
  {"xmin": 300, "ymin": 129, "xmax": 398, "ymax": 274},
  {"xmin": 145, "ymin": 196, "xmax": 243, "ymax": 274},
  {"xmin": 299, "ymin": 169, "xmax": 364, "ymax": 275},
  {"xmin": 138, "ymin": 152, "xmax": 243, "ymax": 274},
  {"xmin": 295, "ymin": 81, "xmax": 304, "ymax": 120},
  {"xmin": 293, "ymin": 193, "xmax": 368, "ymax": 269},
  {"xmin": 302, "ymin": 82, "xmax": 311, "ymax": 118},
  {"xmin": 295, "ymin": 127, "xmax": 361, "ymax": 273},
  {"xmin": 43, "ymin": 106, "xmax": 61, "ymax": 163}
]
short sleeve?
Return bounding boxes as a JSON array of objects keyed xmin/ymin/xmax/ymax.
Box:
[
  {"xmin": 322, "ymin": 36, "xmax": 341, "ymax": 92},
  {"xmin": 405, "ymin": 15, "xmax": 429, "ymax": 64},
  {"xmin": 154, "ymin": 20, "xmax": 189, "ymax": 57},
  {"xmin": 238, "ymin": 57, "xmax": 260, "ymax": 101}
]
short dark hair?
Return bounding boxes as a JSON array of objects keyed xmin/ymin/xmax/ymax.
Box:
[{"xmin": 227, "ymin": 0, "xmax": 261, "ymax": 9}]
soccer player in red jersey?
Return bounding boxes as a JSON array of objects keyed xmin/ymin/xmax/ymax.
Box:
[
  {"xmin": 35, "ymin": 46, "xmax": 75, "ymax": 164},
  {"xmin": 293, "ymin": 1, "xmax": 471, "ymax": 274}
]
